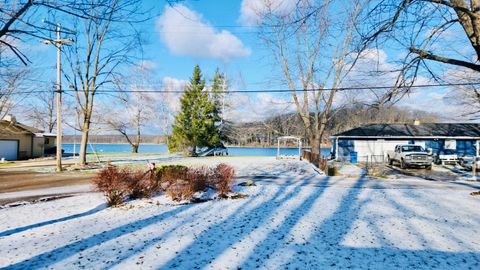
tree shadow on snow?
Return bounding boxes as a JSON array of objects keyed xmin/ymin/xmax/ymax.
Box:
[
  {"xmin": 0, "ymin": 203, "xmax": 107, "ymax": 238},
  {"xmin": 4, "ymin": 204, "xmax": 194, "ymax": 270},
  {"xmin": 5, "ymin": 172, "xmax": 480, "ymax": 269},
  {"xmin": 157, "ymin": 176, "xmax": 333, "ymax": 269},
  {"xmin": 263, "ymin": 177, "xmax": 480, "ymax": 269}
]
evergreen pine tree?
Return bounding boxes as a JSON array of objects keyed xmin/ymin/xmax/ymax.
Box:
[
  {"xmin": 169, "ymin": 65, "xmax": 220, "ymax": 156},
  {"xmin": 211, "ymin": 69, "xmax": 231, "ymax": 145}
]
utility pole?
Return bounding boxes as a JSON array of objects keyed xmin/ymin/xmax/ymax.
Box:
[{"xmin": 42, "ymin": 20, "xmax": 74, "ymax": 172}]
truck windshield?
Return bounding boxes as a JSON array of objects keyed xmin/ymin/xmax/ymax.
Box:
[{"xmin": 401, "ymin": 145, "xmax": 425, "ymax": 152}]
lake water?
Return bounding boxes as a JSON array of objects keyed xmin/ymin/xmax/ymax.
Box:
[{"xmin": 62, "ymin": 144, "xmax": 331, "ymax": 157}]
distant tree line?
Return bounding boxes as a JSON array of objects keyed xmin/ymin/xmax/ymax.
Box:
[
  {"xmin": 229, "ymin": 104, "xmax": 440, "ymax": 147},
  {"xmin": 63, "ymin": 135, "xmax": 165, "ymax": 144}
]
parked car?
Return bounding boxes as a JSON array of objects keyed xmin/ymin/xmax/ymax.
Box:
[
  {"xmin": 458, "ymin": 156, "xmax": 475, "ymax": 171},
  {"xmin": 387, "ymin": 144, "xmax": 433, "ymax": 170},
  {"xmin": 433, "ymin": 149, "xmax": 458, "ymax": 165}
]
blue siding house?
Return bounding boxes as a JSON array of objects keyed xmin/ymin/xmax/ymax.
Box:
[{"xmin": 331, "ymin": 122, "xmax": 480, "ymax": 162}]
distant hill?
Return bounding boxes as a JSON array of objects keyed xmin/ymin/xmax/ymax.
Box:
[
  {"xmin": 229, "ymin": 104, "xmax": 442, "ymax": 147},
  {"xmin": 63, "ymin": 134, "xmax": 165, "ymax": 144}
]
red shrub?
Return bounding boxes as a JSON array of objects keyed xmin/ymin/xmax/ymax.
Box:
[
  {"xmin": 187, "ymin": 166, "xmax": 212, "ymax": 192},
  {"xmin": 125, "ymin": 170, "xmax": 155, "ymax": 199},
  {"xmin": 155, "ymin": 164, "xmax": 236, "ymax": 201},
  {"xmin": 214, "ymin": 163, "xmax": 235, "ymax": 196},
  {"xmin": 92, "ymin": 166, "xmax": 130, "ymax": 206},
  {"xmin": 166, "ymin": 180, "xmax": 194, "ymax": 201}
]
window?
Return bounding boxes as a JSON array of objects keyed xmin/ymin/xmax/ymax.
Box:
[
  {"xmin": 401, "ymin": 145, "xmax": 425, "ymax": 152},
  {"xmin": 445, "ymin": 140, "xmax": 456, "ymax": 150},
  {"xmin": 45, "ymin": 138, "xmax": 50, "ymax": 145}
]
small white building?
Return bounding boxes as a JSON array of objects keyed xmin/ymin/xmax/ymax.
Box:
[{"xmin": 330, "ymin": 122, "xmax": 480, "ymax": 162}]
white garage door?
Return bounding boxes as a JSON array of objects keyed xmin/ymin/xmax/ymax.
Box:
[
  {"xmin": 0, "ymin": 140, "xmax": 18, "ymax": 160},
  {"xmin": 354, "ymin": 140, "xmax": 409, "ymax": 161}
]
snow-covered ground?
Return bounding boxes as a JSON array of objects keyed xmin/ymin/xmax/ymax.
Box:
[
  {"xmin": 0, "ymin": 185, "xmax": 91, "ymax": 203},
  {"xmin": 1, "ymin": 158, "xmax": 480, "ymax": 269}
]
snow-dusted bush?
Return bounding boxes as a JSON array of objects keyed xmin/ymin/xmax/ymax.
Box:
[
  {"xmin": 187, "ymin": 166, "xmax": 212, "ymax": 192},
  {"xmin": 156, "ymin": 165, "xmax": 189, "ymax": 190},
  {"xmin": 126, "ymin": 170, "xmax": 155, "ymax": 199},
  {"xmin": 213, "ymin": 163, "xmax": 235, "ymax": 196},
  {"xmin": 161, "ymin": 164, "xmax": 235, "ymax": 201},
  {"xmin": 92, "ymin": 166, "xmax": 130, "ymax": 206},
  {"xmin": 166, "ymin": 180, "xmax": 195, "ymax": 201},
  {"xmin": 93, "ymin": 164, "xmax": 237, "ymax": 205}
]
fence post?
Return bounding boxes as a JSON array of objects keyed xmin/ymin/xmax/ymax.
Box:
[{"xmin": 473, "ymin": 158, "xmax": 477, "ymax": 181}]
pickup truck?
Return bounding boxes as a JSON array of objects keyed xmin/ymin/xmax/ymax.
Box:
[{"xmin": 387, "ymin": 145, "xmax": 433, "ymax": 170}]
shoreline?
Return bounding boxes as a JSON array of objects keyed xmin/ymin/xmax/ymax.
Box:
[{"xmin": 62, "ymin": 143, "xmax": 332, "ymax": 149}]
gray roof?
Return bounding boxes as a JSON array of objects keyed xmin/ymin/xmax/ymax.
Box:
[{"xmin": 333, "ymin": 123, "xmax": 480, "ymax": 138}]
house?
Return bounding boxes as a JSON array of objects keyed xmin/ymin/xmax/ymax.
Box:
[
  {"xmin": 0, "ymin": 115, "xmax": 56, "ymax": 160},
  {"xmin": 331, "ymin": 121, "xmax": 480, "ymax": 162}
]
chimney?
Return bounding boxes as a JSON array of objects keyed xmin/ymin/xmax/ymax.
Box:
[
  {"xmin": 2, "ymin": 114, "xmax": 16, "ymax": 124},
  {"xmin": 413, "ymin": 119, "xmax": 421, "ymax": 126}
]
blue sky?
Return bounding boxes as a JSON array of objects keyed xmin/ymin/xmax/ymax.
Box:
[
  {"xmin": 14, "ymin": 0, "xmax": 479, "ymax": 132},
  {"xmin": 141, "ymin": 0, "xmax": 271, "ymax": 88}
]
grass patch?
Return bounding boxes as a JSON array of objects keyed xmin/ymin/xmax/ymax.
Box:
[{"xmin": 0, "ymin": 161, "xmax": 15, "ymax": 167}]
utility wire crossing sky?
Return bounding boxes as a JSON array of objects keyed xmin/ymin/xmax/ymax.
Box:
[{"xmin": 8, "ymin": 82, "xmax": 480, "ymax": 95}]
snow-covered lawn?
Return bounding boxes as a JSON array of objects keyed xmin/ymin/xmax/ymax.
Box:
[{"xmin": 1, "ymin": 158, "xmax": 480, "ymax": 269}]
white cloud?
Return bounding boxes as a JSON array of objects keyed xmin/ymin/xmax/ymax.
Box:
[
  {"xmin": 239, "ymin": 0, "xmax": 314, "ymax": 26},
  {"xmin": 225, "ymin": 92, "xmax": 294, "ymax": 122},
  {"xmin": 239, "ymin": 0, "xmax": 308, "ymax": 26},
  {"xmin": 132, "ymin": 60, "xmax": 156, "ymax": 72},
  {"xmin": 160, "ymin": 76, "xmax": 188, "ymax": 112},
  {"xmin": 156, "ymin": 4, "xmax": 251, "ymax": 61}
]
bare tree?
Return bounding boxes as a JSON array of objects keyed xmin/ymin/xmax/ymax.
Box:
[
  {"xmin": 255, "ymin": 0, "xmax": 366, "ymax": 156},
  {"xmin": 0, "ymin": 0, "xmax": 122, "ymax": 65},
  {"xmin": 63, "ymin": 0, "xmax": 143, "ymax": 165},
  {"xmin": 0, "ymin": 67, "xmax": 30, "ymax": 119},
  {"xmin": 27, "ymin": 83, "xmax": 56, "ymax": 132},
  {"xmin": 362, "ymin": 0, "xmax": 480, "ymax": 103},
  {"xmin": 104, "ymin": 64, "xmax": 159, "ymax": 153},
  {"xmin": 105, "ymin": 91, "xmax": 156, "ymax": 153},
  {"xmin": 444, "ymin": 68, "xmax": 480, "ymax": 118}
]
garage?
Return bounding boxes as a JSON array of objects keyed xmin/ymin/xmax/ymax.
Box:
[
  {"xmin": 332, "ymin": 123, "xmax": 480, "ymax": 162},
  {"xmin": 0, "ymin": 140, "xmax": 18, "ymax": 160},
  {"xmin": 354, "ymin": 139, "xmax": 409, "ymax": 162}
]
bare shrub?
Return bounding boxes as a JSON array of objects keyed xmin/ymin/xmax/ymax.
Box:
[
  {"xmin": 157, "ymin": 164, "xmax": 236, "ymax": 201},
  {"xmin": 187, "ymin": 166, "xmax": 212, "ymax": 192},
  {"xmin": 214, "ymin": 163, "xmax": 235, "ymax": 196},
  {"xmin": 166, "ymin": 180, "xmax": 194, "ymax": 201},
  {"xmin": 125, "ymin": 170, "xmax": 155, "ymax": 199},
  {"xmin": 319, "ymin": 158, "xmax": 327, "ymax": 172},
  {"xmin": 92, "ymin": 166, "xmax": 129, "ymax": 206}
]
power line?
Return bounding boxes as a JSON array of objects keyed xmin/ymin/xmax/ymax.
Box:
[{"xmin": 6, "ymin": 82, "xmax": 480, "ymax": 95}]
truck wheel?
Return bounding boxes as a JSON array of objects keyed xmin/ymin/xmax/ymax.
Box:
[
  {"xmin": 426, "ymin": 164, "xmax": 432, "ymax": 170},
  {"xmin": 388, "ymin": 156, "xmax": 393, "ymax": 166},
  {"xmin": 400, "ymin": 159, "xmax": 406, "ymax": 169}
]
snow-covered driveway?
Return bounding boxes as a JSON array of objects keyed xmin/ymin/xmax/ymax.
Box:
[{"xmin": 1, "ymin": 159, "xmax": 480, "ymax": 269}]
